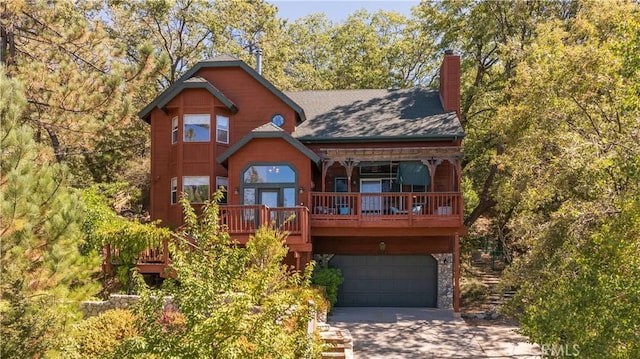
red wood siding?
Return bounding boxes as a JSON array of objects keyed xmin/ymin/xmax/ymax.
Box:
[
  {"xmin": 313, "ymin": 236, "xmax": 454, "ymax": 254},
  {"xmin": 226, "ymin": 137, "xmax": 314, "ymax": 208},
  {"xmin": 149, "ymin": 69, "xmax": 299, "ymax": 228}
]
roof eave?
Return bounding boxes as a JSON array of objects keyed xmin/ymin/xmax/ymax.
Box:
[{"xmin": 296, "ymin": 133, "xmax": 466, "ymax": 143}]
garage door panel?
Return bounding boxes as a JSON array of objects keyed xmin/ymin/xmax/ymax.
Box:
[{"xmin": 331, "ymin": 255, "xmax": 437, "ymax": 307}]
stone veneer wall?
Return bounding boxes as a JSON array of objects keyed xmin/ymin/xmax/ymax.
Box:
[
  {"xmin": 80, "ymin": 294, "xmax": 173, "ymax": 318},
  {"xmin": 432, "ymin": 253, "xmax": 453, "ymax": 309}
]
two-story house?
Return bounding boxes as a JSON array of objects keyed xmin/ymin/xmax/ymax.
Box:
[{"xmin": 136, "ymin": 51, "xmax": 466, "ymax": 311}]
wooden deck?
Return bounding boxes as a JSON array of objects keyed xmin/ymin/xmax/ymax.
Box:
[
  {"xmin": 105, "ymin": 193, "xmax": 463, "ymax": 276},
  {"xmin": 309, "ymin": 192, "xmax": 464, "ymax": 233}
]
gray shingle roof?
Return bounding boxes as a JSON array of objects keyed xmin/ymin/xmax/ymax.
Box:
[{"xmin": 288, "ymin": 88, "xmax": 464, "ymax": 142}]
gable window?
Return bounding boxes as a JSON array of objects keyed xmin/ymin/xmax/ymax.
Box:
[
  {"xmin": 243, "ymin": 165, "xmax": 295, "ymax": 184},
  {"xmin": 183, "ymin": 176, "xmax": 209, "ymax": 203},
  {"xmin": 183, "ymin": 114, "xmax": 210, "ymax": 142},
  {"xmin": 171, "ymin": 117, "xmax": 178, "ymax": 144},
  {"xmin": 216, "ymin": 176, "xmax": 228, "ymax": 204},
  {"xmin": 216, "ymin": 115, "xmax": 229, "ymax": 144},
  {"xmin": 241, "ymin": 164, "xmax": 297, "ymax": 208},
  {"xmin": 170, "ymin": 177, "xmax": 177, "ymax": 204}
]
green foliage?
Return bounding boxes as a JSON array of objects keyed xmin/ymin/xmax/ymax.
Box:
[
  {"xmin": 81, "ymin": 185, "xmax": 171, "ymax": 291},
  {"xmin": 492, "ymin": 2, "xmax": 640, "ymax": 356},
  {"xmin": 115, "ymin": 196, "xmax": 322, "ymax": 358},
  {"xmin": 511, "ymin": 199, "xmax": 640, "ymax": 358},
  {"xmin": 0, "ymin": 67, "xmax": 99, "ymax": 357},
  {"xmin": 311, "ymin": 266, "xmax": 344, "ymax": 309},
  {"xmin": 63, "ymin": 309, "xmax": 138, "ymax": 359},
  {"xmin": 2, "ymin": 0, "xmax": 157, "ymax": 185},
  {"xmin": 459, "ymin": 277, "xmax": 488, "ymax": 308}
]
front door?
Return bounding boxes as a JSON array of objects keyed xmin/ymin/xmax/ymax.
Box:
[
  {"xmin": 259, "ymin": 189, "xmax": 279, "ymax": 222},
  {"xmin": 361, "ymin": 179, "xmax": 382, "ymax": 213}
]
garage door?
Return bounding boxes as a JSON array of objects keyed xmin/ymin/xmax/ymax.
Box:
[{"xmin": 330, "ymin": 255, "xmax": 437, "ymax": 307}]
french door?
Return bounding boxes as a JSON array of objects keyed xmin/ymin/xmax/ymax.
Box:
[{"xmin": 361, "ymin": 179, "xmax": 382, "ymax": 213}]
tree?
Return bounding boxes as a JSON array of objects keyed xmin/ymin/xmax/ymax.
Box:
[
  {"xmin": 413, "ymin": 0, "xmax": 577, "ymax": 228},
  {"xmin": 115, "ymin": 195, "xmax": 322, "ymax": 358},
  {"xmin": 494, "ymin": 1, "xmax": 640, "ymax": 355},
  {"xmin": 0, "ymin": 68, "xmax": 100, "ymax": 358},
  {"xmin": 1, "ymin": 0, "xmax": 158, "ymax": 184},
  {"xmin": 282, "ymin": 10, "xmax": 438, "ymax": 91}
]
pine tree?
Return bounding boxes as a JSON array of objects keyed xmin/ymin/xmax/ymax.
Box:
[{"xmin": 0, "ymin": 68, "xmax": 100, "ymax": 358}]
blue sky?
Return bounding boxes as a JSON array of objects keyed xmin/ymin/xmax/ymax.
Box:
[{"xmin": 270, "ymin": 1, "xmax": 420, "ymax": 23}]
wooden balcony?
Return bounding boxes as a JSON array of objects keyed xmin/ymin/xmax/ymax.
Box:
[
  {"xmin": 310, "ymin": 192, "xmax": 464, "ymax": 236},
  {"xmin": 219, "ymin": 205, "xmax": 310, "ymax": 249},
  {"xmin": 104, "ymin": 206, "xmax": 311, "ymax": 277}
]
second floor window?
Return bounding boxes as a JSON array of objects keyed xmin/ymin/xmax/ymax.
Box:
[
  {"xmin": 216, "ymin": 115, "xmax": 229, "ymax": 144},
  {"xmin": 171, "ymin": 117, "xmax": 178, "ymax": 144},
  {"xmin": 183, "ymin": 114, "xmax": 210, "ymax": 142}
]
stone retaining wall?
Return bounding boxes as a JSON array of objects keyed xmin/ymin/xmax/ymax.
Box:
[{"xmin": 80, "ymin": 294, "xmax": 172, "ymax": 318}]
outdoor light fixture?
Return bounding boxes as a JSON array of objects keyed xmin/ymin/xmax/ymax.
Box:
[
  {"xmin": 234, "ymin": 187, "xmax": 239, "ymax": 195},
  {"xmin": 299, "ymin": 186, "xmax": 305, "ymax": 194},
  {"xmin": 379, "ymin": 241, "xmax": 386, "ymax": 252}
]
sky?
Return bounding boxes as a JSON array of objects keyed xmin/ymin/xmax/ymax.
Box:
[{"xmin": 270, "ymin": 1, "xmax": 420, "ymax": 23}]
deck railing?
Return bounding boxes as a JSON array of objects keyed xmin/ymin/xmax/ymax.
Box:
[
  {"xmin": 310, "ymin": 192, "xmax": 462, "ymax": 221},
  {"xmin": 219, "ymin": 205, "xmax": 309, "ymax": 241},
  {"xmin": 103, "ymin": 205, "xmax": 312, "ymax": 270}
]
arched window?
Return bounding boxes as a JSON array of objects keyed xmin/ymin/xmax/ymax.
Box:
[{"xmin": 241, "ymin": 164, "xmax": 297, "ymax": 208}]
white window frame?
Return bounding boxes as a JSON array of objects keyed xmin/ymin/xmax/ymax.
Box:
[
  {"xmin": 216, "ymin": 176, "xmax": 229, "ymax": 204},
  {"xmin": 171, "ymin": 116, "xmax": 178, "ymax": 144},
  {"xmin": 216, "ymin": 115, "xmax": 229, "ymax": 144},
  {"xmin": 183, "ymin": 114, "xmax": 211, "ymax": 142},
  {"xmin": 170, "ymin": 177, "xmax": 178, "ymax": 205},
  {"xmin": 182, "ymin": 176, "xmax": 210, "ymax": 203}
]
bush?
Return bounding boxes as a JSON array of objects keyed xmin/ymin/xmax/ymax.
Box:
[
  {"xmin": 460, "ymin": 277, "xmax": 488, "ymax": 307},
  {"xmin": 311, "ymin": 266, "xmax": 344, "ymax": 309},
  {"xmin": 64, "ymin": 309, "xmax": 138, "ymax": 359}
]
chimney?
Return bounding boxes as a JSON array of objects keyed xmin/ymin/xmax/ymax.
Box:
[
  {"xmin": 439, "ymin": 49, "xmax": 461, "ymax": 118},
  {"xmin": 255, "ymin": 48, "xmax": 263, "ymax": 75}
]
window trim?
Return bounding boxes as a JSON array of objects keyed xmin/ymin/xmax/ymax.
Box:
[
  {"xmin": 216, "ymin": 115, "xmax": 229, "ymax": 144},
  {"xmin": 183, "ymin": 114, "xmax": 211, "ymax": 142}
]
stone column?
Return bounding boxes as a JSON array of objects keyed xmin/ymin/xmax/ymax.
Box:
[{"xmin": 432, "ymin": 253, "xmax": 453, "ymax": 309}]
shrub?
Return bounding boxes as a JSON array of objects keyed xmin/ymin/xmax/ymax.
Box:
[
  {"xmin": 460, "ymin": 277, "xmax": 488, "ymax": 307},
  {"xmin": 65, "ymin": 309, "xmax": 138, "ymax": 359},
  {"xmin": 311, "ymin": 266, "xmax": 344, "ymax": 309}
]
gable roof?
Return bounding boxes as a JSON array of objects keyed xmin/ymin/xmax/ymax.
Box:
[
  {"xmin": 216, "ymin": 123, "xmax": 321, "ymax": 166},
  {"xmin": 138, "ymin": 55, "xmax": 306, "ymax": 122},
  {"xmin": 288, "ymin": 88, "xmax": 464, "ymax": 142},
  {"xmin": 138, "ymin": 77, "xmax": 238, "ymax": 123}
]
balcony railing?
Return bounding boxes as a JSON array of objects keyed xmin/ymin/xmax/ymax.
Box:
[
  {"xmin": 105, "ymin": 206, "xmax": 311, "ymax": 268},
  {"xmin": 310, "ymin": 192, "xmax": 462, "ymax": 222},
  {"xmin": 219, "ymin": 205, "xmax": 309, "ymax": 242}
]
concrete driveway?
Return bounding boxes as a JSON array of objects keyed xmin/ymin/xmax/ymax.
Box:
[{"xmin": 328, "ymin": 307, "xmax": 540, "ymax": 358}]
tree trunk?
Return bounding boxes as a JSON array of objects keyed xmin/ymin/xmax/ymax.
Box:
[{"xmin": 464, "ymin": 144, "xmax": 504, "ymax": 227}]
